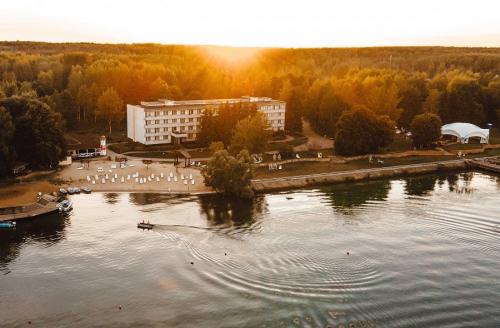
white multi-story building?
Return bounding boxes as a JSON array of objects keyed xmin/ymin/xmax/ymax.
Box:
[{"xmin": 127, "ymin": 96, "xmax": 286, "ymax": 145}]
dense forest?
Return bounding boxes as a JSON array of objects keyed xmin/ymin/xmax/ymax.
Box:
[{"xmin": 0, "ymin": 41, "xmax": 499, "ymax": 166}]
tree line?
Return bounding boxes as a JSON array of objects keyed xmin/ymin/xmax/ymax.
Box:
[
  {"xmin": 1, "ymin": 42, "xmax": 500, "ymax": 176},
  {"xmin": 0, "ymin": 42, "xmax": 499, "ymax": 136}
]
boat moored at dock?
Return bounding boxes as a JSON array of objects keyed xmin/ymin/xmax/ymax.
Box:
[
  {"xmin": 57, "ymin": 200, "xmax": 73, "ymax": 212},
  {"xmin": 0, "ymin": 221, "xmax": 16, "ymax": 229}
]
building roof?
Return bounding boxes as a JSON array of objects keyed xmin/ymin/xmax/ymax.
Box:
[
  {"xmin": 441, "ymin": 123, "xmax": 489, "ymax": 140},
  {"xmin": 137, "ymin": 96, "xmax": 283, "ymax": 108}
]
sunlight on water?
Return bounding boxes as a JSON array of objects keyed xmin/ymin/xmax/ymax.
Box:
[{"xmin": 1, "ymin": 172, "xmax": 500, "ymax": 327}]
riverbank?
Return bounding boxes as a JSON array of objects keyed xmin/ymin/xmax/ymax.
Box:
[
  {"xmin": 1, "ymin": 155, "xmax": 497, "ymax": 208},
  {"xmin": 251, "ymin": 159, "xmax": 469, "ymax": 192}
]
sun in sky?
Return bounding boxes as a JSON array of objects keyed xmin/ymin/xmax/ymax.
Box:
[{"xmin": 1, "ymin": 0, "xmax": 500, "ymax": 47}]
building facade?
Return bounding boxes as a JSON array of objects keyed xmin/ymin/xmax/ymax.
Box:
[{"xmin": 127, "ymin": 96, "xmax": 286, "ymax": 145}]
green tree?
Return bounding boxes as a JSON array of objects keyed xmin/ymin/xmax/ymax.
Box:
[
  {"xmin": 209, "ymin": 141, "xmax": 225, "ymax": 152},
  {"xmin": 440, "ymin": 76, "xmax": 484, "ymax": 125},
  {"xmin": 334, "ymin": 106, "xmax": 394, "ymax": 156},
  {"xmin": 309, "ymin": 88, "xmax": 351, "ymax": 137},
  {"xmin": 0, "ymin": 97, "xmax": 66, "ymax": 169},
  {"xmin": 202, "ymin": 149, "xmax": 254, "ymax": 198},
  {"xmin": 97, "ymin": 87, "xmax": 123, "ymax": 136},
  {"xmin": 0, "ymin": 106, "xmax": 16, "ymax": 177},
  {"xmin": 36, "ymin": 70, "xmax": 55, "ymax": 96},
  {"xmin": 229, "ymin": 112, "xmax": 271, "ymax": 154},
  {"xmin": 410, "ymin": 113, "xmax": 443, "ymax": 148}
]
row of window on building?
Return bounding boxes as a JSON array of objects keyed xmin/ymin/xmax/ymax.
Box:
[
  {"xmin": 145, "ymin": 134, "xmax": 197, "ymax": 142},
  {"xmin": 145, "ymin": 117, "xmax": 199, "ymax": 125},
  {"xmin": 144, "ymin": 104, "xmax": 284, "ymax": 118},
  {"xmin": 266, "ymin": 112, "xmax": 285, "ymax": 118},
  {"xmin": 261, "ymin": 104, "xmax": 285, "ymax": 111},
  {"xmin": 146, "ymin": 126, "xmax": 197, "ymax": 134},
  {"xmin": 145, "ymin": 109, "xmax": 202, "ymax": 117}
]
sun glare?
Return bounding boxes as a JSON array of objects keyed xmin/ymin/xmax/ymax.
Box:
[{"xmin": 202, "ymin": 46, "xmax": 262, "ymax": 65}]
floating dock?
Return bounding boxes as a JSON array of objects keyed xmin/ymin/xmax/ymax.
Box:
[{"xmin": 0, "ymin": 194, "xmax": 60, "ymax": 222}]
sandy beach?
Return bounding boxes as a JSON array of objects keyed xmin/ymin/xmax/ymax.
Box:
[{"xmin": 57, "ymin": 159, "xmax": 213, "ymax": 193}]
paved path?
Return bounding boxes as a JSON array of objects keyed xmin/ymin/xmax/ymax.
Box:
[{"xmin": 293, "ymin": 120, "xmax": 333, "ymax": 152}]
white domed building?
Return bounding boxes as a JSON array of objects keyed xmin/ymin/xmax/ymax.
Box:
[{"xmin": 441, "ymin": 123, "xmax": 490, "ymax": 144}]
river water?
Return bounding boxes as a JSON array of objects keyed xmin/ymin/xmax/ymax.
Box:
[{"xmin": 1, "ymin": 172, "xmax": 500, "ymax": 327}]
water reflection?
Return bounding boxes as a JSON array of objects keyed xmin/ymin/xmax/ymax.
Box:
[
  {"xmin": 128, "ymin": 193, "xmax": 199, "ymax": 206},
  {"xmin": 103, "ymin": 192, "xmax": 121, "ymax": 204},
  {"xmin": 404, "ymin": 175, "xmax": 438, "ymax": 196},
  {"xmin": 198, "ymin": 194, "xmax": 266, "ymax": 229},
  {"xmin": 0, "ymin": 213, "xmax": 69, "ymax": 274},
  {"xmin": 445, "ymin": 172, "xmax": 476, "ymax": 194},
  {"xmin": 320, "ymin": 180, "xmax": 391, "ymax": 212}
]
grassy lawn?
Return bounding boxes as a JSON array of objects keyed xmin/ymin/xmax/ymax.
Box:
[
  {"xmin": 467, "ymin": 148, "xmax": 500, "ymax": 158},
  {"xmin": 443, "ymin": 143, "xmax": 483, "ymax": 151},
  {"xmin": 254, "ymin": 155, "xmax": 456, "ymax": 179},
  {"xmin": 187, "ymin": 149, "xmax": 213, "ymax": 158},
  {"xmin": 381, "ymin": 134, "xmax": 413, "ymax": 153},
  {"xmin": 65, "ymin": 129, "xmax": 128, "ymax": 149}
]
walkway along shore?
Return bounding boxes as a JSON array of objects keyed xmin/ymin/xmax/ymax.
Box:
[{"xmin": 251, "ymin": 159, "xmax": 471, "ymax": 192}]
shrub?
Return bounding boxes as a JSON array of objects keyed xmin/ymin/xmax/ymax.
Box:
[
  {"xmin": 334, "ymin": 106, "xmax": 395, "ymax": 156},
  {"xmin": 410, "ymin": 112, "xmax": 443, "ymax": 148}
]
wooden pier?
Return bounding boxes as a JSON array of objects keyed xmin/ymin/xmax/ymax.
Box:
[{"xmin": 0, "ymin": 194, "xmax": 60, "ymax": 222}]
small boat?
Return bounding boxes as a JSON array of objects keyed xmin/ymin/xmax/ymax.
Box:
[
  {"xmin": 57, "ymin": 200, "xmax": 73, "ymax": 212},
  {"xmin": 82, "ymin": 187, "xmax": 92, "ymax": 194},
  {"xmin": 59, "ymin": 188, "xmax": 68, "ymax": 195},
  {"xmin": 137, "ymin": 221, "xmax": 154, "ymax": 230},
  {"xmin": 0, "ymin": 221, "xmax": 16, "ymax": 229}
]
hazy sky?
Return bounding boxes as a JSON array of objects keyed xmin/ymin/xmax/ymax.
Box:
[{"xmin": 2, "ymin": 0, "xmax": 500, "ymax": 47}]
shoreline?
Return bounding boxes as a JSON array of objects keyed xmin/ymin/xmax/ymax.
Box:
[
  {"xmin": 2, "ymin": 157, "xmax": 498, "ymax": 207},
  {"xmin": 251, "ymin": 159, "xmax": 471, "ymax": 192}
]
